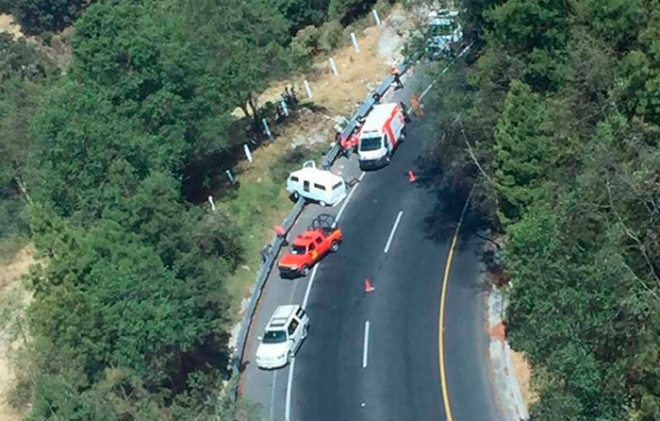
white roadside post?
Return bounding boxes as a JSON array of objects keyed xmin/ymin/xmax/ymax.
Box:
[
  {"xmin": 262, "ymin": 118, "xmax": 274, "ymax": 141},
  {"xmin": 350, "ymin": 32, "xmax": 360, "ymax": 53},
  {"xmin": 329, "ymin": 57, "xmax": 339, "ymax": 76},
  {"xmin": 244, "ymin": 144, "xmax": 253, "ymax": 163},
  {"xmin": 226, "ymin": 169, "xmax": 235, "ymax": 184},
  {"xmin": 280, "ymin": 98, "xmax": 289, "ymax": 117},
  {"xmin": 208, "ymin": 195, "xmax": 216, "ymax": 212},
  {"xmin": 372, "ymin": 9, "xmax": 382, "ymax": 26},
  {"xmin": 304, "ymin": 79, "xmax": 313, "ymax": 98}
]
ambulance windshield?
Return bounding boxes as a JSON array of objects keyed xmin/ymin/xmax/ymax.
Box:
[{"xmin": 360, "ymin": 136, "xmax": 382, "ymax": 151}]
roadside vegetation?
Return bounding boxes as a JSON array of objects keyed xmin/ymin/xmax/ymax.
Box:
[
  {"xmin": 421, "ymin": 0, "xmax": 660, "ymax": 420},
  {"xmin": 0, "ymin": 0, "xmax": 396, "ymax": 419}
]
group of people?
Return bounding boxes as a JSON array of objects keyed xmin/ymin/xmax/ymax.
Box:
[
  {"xmin": 245, "ymin": 86, "xmax": 300, "ymax": 145},
  {"xmin": 275, "ymin": 86, "xmax": 299, "ymax": 122}
]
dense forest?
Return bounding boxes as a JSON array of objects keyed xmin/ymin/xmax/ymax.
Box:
[
  {"xmin": 424, "ymin": 0, "xmax": 660, "ymax": 420},
  {"xmin": 0, "ymin": 0, "xmax": 389, "ymax": 419}
]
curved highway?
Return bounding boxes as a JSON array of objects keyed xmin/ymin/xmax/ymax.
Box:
[{"xmin": 240, "ymin": 79, "xmax": 501, "ymax": 421}]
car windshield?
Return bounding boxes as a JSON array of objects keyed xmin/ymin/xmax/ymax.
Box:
[
  {"xmin": 290, "ymin": 245, "xmax": 306, "ymax": 255},
  {"xmin": 262, "ymin": 330, "xmax": 287, "ymax": 343},
  {"xmin": 360, "ymin": 136, "xmax": 382, "ymax": 151}
]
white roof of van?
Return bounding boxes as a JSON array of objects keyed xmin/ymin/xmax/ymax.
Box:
[
  {"xmin": 267, "ymin": 305, "xmax": 298, "ymax": 330},
  {"xmin": 289, "ymin": 166, "xmax": 344, "ymax": 185},
  {"xmin": 362, "ymin": 103, "xmax": 398, "ymax": 133}
]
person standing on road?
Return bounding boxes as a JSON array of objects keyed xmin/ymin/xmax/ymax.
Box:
[
  {"xmin": 391, "ymin": 64, "xmax": 403, "ymax": 90},
  {"xmin": 411, "ymin": 94, "xmax": 424, "ymax": 117},
  {"xmin": 340, "ymin": 126, "xmax": 360, "ymax": 158}
]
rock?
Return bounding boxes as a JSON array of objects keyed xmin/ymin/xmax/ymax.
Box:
[{"xmin": 387, "ymin": 12, "xmax": 406, "ymax": 30}]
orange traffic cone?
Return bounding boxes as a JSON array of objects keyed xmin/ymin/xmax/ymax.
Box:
[
  {"xmin": 408, "ymin": 170, "xmax": 418, "ymax": 183},
  {"xmin": 364, "ymin": 278, "xmax": 375, "ymax": 292}
]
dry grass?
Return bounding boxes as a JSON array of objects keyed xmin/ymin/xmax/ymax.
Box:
[
  {"xmin": 0, "ymin": 245, "xmax": 35, "ymax": 421},
  {"xmin": 0, "ymin": 14, "xmax": 22, "ymax": 38},
  {"xmin": 0, "ymin": 13, "xmax": 73, "ymax": 69},
  {"xmin": 240, "ymin": 24, "xmax": 391, "ymax": 120},
  {"xmin": 511, "ymin": 350, "xmax": 537, "ymax": 408}
]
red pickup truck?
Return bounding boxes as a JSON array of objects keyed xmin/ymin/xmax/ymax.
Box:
[{"xmin": 278, "ymin": 225, "xmax": 343, "ymax": 277}]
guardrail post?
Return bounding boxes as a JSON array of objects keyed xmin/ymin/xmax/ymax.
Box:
[
  {"xmin": 372, "ymin": 9, "xmax": 382, "ymax": 26},
  {"xmin": 350, "ymin": 33, "xmax": 360, "ymax": 53},
  {"xmin": 262, "ymin": 118, "xmax": 274, "ymax": 142},
  {"xmin": 329, "ymin": 57, "xmax": 339, "ymax": 76},
  {"xmin": 304, "ymin": 80, "xmax": 313, "ymax": 98},
  {"xmin": 226, "ymin": 169, "xmax": 236, "ymax": 184},
  {"xmin": 243, "ymin": 144, "xmax": 253, "ymax": 163}
]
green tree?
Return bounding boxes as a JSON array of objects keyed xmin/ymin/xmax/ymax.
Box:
[
  {"xmin": 188, "ymin": 0, "xmax": 293, "ymax": 121},
  {"xmin": 29, "ymin": 215, "xmax": 230, "ymax": 390},
  {"xmin": 493, "ymin": 80, "xmax": 550, "ymax": 221}
]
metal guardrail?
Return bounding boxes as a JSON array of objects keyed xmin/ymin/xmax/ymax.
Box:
[
  {"xmin": 322, "ymin": 58, "xmax": 415, "ymax": 170},
  {"xmin": 230, "ymin": 48, "xmax": 418, "ymax": 401},
  {"xmin": 229, "ymin": 197, "xmax": 304, "ymax": 399}
]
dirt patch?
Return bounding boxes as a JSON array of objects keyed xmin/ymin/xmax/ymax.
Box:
[
  {"xmin": 246, "ymin": 27, "xmax": 390, "ymax": 121},
  {"xmin": 0, "ymin": 14, "xmax": 23, "ymax": 38},
  {"xmin": 0, "ymin": 245, "xmax": 35, "ymax": 421},
  {"xmin": 0, "ymin": 13, "xmax": 73, "ymax": 69},
  {"xmin": 511, "ymin": 350, "xmax": 536, "ymax": 408},
  {"xmin": 0, "ymin": 247, "xmax": 34, "ymax": 290}
]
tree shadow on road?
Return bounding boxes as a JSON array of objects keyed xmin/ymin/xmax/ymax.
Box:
[{"xmin": 412, "ymin": 150, "xmax": 491, "ymax": 255}]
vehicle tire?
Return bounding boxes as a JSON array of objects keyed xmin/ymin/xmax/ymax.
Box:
[
  {"xmin": 292, "ymin": 191, "xmax": 300, "ymax": 201},
  {"xmin": 330, "ymin": 240, "xmax": 340, "ymax": 253},
  {"xmin": 301, "ymin": 265, "xmax": 310, "ymax": 276}
]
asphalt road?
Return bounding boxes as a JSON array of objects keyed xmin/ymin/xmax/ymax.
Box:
[{"xmin": 241, "ymin": 77, "xmax": 501, "ymax": 421}]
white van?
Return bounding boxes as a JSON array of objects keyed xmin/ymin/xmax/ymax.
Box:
[
  {"xmin": 286, "ymin": 161, "xmax": 347, "ymax": 207},
  {"xmin": 357, "ymin": 103, "xmax": 407, "ymax": 170}
]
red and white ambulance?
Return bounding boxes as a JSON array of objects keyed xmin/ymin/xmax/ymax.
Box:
[{"xmin": 357, "ymin": 102, "xmax": 407, "ymax": 170}]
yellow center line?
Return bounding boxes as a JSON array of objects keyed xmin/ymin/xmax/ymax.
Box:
[
  {"xmin": 439, "ymin": 231, "xmax": 458, "ymax": 421},
  {"xmin": 439, "ymin": 185, "xmax": 476, "ymax": 421}
]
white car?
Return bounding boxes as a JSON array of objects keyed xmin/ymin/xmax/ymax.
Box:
[{"xmin": 256, "ymin": 305, "xmax": 310, "ymax": 369}]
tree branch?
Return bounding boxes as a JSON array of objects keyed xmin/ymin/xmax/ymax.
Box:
[
  {"xmin": 605, "ymin": 179, "xmax": 660, "ymax": 301},
  {"xmin": 453, "ymin": 113, "xmax": 497, "ymax": 186}
]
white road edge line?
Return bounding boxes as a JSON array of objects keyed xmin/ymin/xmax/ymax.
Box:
[
  {"xmin": 419, "ymin": 44, "xmax": 473, "ymax": 102},
  {"xmin": 384, "ymin": 211, "xmax": 404, "ymax": 254},
  {"xmin": 359, "ymin": 171, "xmax": 366, "ymax": 181},
  {"xmin": 420, "ymin": 81, "xmax": 435, "ymax": 100},
  {"xmin": 284, "ymin": 358, "xmax": 296, "ymax": 421},
  {"xmin": 334, "ymin": 174, "xmax": 363, "ymax": 225},
  {"xmin": 302, "ymin": 265, "xmax": 319, "ymax": 309},
  {"xmin": 362, "ymin": 321, "xmax": 370, "ymax": 369},
  {"xmin": 285, "ymin": 259, "xmax": 320, "ymax": 421},
  {"xmin": 270, "ymin": 371, "xmax": 278, "ymax": 421}
]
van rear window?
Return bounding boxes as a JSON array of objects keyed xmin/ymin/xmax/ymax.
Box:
[
  {"xmin": 290, "ymin": 176, "xmax": 299, "ymax": 182},
  {"xmin": 332, "ymin": 182, "xmax": 343, "ymax": 190},
  {"xmin": 313, "ymin": 183, "xmax": 326, "ymax": 191}
]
